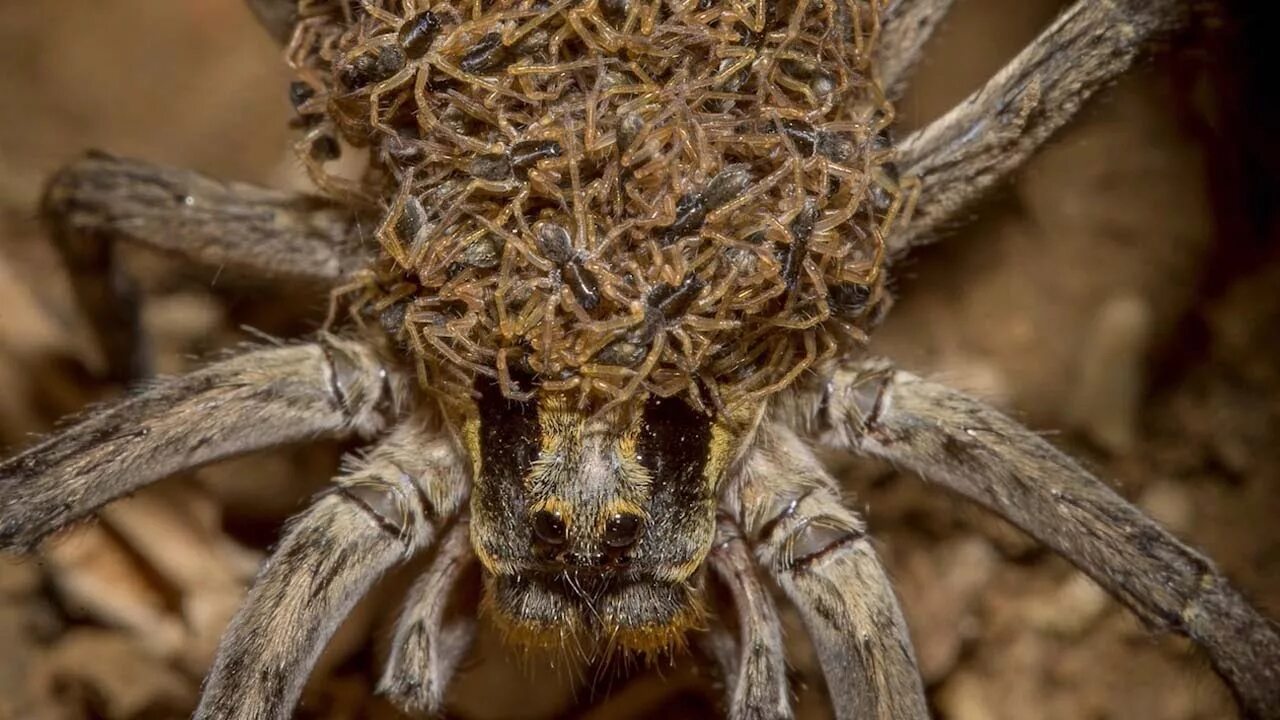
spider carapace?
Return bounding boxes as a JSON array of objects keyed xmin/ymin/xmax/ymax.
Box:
[{"xmin": 3, "ymin": 0, "xmax": 1279, "ymax": 718}]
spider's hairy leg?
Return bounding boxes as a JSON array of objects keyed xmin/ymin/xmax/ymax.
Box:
[
  {"xmin": 725, "ymin": 426, "xmax": 929, "ymax": 720},
  {"xmin": 379, "ymin": 517, "xmax": 479, "ymax": 715},
  {"xmin": 42, "ymin": 153, "xmax": 372, "ymax": 381},
  {"xmin": 783, "ymin": 359, "xmax": 1280, "ymax": 720},
  {"xmin": 0, "ymin": 335, "xmax": 402, "ymax": 552},
  {"xmin": 889, "ymin": 0, "xmax": 1191, "ymax": 252},
  {"xmin": 706, "ymin": 517, "xmax": 792, "ymax": 720},
  {"xmin": 878, "ymin": 0, "xmax": 957, "ymax": 100},
  {"xmin": 197, "ymin": 423, "xmax": 469, "ymax": 720},
  {"xmin": 245, "ymin": 0, "xmax": 299, "ymax": 43}
]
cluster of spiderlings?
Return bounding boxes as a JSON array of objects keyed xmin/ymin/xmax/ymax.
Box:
[{"xmin": 287, "ymin": 0, "xmax": 902, "ymax": 411}]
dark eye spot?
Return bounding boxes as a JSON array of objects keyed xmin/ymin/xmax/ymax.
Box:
[
  {"xmin": 604, "ymin": 512, "xmax": 645, "ymax": 548},
  {"xmin": 532, "ymin": 509, "xmax": 567, "ymax": 546}
]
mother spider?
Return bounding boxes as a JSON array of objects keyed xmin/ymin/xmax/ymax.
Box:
[{"xmin": 1, "ymin": 0, "xmax": 1277, "ymax": 718}]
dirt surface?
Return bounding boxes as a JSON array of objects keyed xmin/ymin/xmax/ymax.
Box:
[{"xmin": 1, "ymin": 1, "xmax": 1277, "ymax": 719}]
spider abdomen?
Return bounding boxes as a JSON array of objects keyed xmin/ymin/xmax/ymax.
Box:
[{"xmin": 291, "ymin": 0, "xmax": 898, "ymax": 409}]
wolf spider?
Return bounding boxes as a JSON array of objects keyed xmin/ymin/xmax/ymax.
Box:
[{"xmin": 2, "ymin": 0, "xmax": 1278, "ymax": 718}]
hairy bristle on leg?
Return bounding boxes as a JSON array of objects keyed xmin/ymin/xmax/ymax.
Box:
[
  {"xmin": 784, "ymin": 359, "xmax": 1280, "ymax": 720},
  {"xmin": 877, "ymin": 0, "xmax": 958, "ymax": 100},
  {"xmin": 707, "ymin": 517, "xmax": 792, "ymax": 720},
  {"xmin": 379, "ymin": 517, "xmax": 479, "ymax": 715},
  {"xmin": 889, "ymin": 0, "xmax": 1192, "ymax": 252},
  {"xmin": 42, "ymin": 153, "xmax": 373, "ymax": 381},
  {"xmin": 0, "ymin": 335, "xmax": 402, "ymax": 551},
  {"xmin": 196, "ymin": 424, "xmax": 468, "ymax": 720},
  {"xmin": 725, "ymin": 425, "xmax": 928, "ymax": 720}
]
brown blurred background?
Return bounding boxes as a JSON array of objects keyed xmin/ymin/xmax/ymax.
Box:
[{"xmin": 1, "ymin": 1, "xmax": 1277, "ymax": 718}]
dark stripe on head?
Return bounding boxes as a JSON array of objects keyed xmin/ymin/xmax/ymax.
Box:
[
  {"xmin": 473, "ymin": 376, "xmax": 539, "ymax": 521},
  {"xmin": 638, "ymin": 395, "xmax": 713, "ymax": 511}
]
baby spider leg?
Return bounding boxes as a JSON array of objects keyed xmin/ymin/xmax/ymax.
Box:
[
  {"xmin": 781, "ymin": 359, "xmax": 1280, "ymax": 720},
  {"xmin": 889, "ymin": 0, "xmax": 1191, "ymax": 251},
  {"xmin": 877, "ymin": 0, "xmax": 957, "ymax": 100},
  {"xmin": 705, "ymin": 517, "xmax": 792, "ymax": 720},
  {"xmin": 723, "ymin": 425, "xmax": 929, "ymax": 720},
  {"xmin": 0, "ymin": 335, "xmax": 400, "ymax": 551},
  {"xmin": 379, "ymin": 516, "xmax": 480, "ymax": 715},
  {"xmin": 42, "ymin": 153, "xmax": 372, "ymax": 380},
  {"xmin": 197, "ymin": 423, "xmax": 469, "ymax": 720}
]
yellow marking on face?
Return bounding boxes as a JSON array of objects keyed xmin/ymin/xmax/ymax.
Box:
[
  {"xmin": 614, "ymin": 429, "xmax": 653, "ymax": 498},
  {"xmin": 528, "ymin": 496, "xmax": 576, "ymax": 532},
  {"xmin": 704, "ymin": 419, "xmax": 736, "ymax": 489},
  {"xmin": 461, "ymin": 417, "xmax": 483, "ymax": 481},
  {"xmin": 534, "ymin": 392, "xmax": 577, "ymax": 448},
  {"xmin": 610, "ymin": 595, "xmax": 707, "ymax": 657},
  {"xmin": 597, "ymin": 498, "xmax": 649, "ymax": 534},
  {"xmin": 479, "ymin": 581, "xmax": 583, "ymax": 651}
]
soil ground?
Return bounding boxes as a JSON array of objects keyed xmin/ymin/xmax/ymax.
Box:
[{"xmin": 1, "ymin": 2, "xmax": 1276, "ymax": 719}]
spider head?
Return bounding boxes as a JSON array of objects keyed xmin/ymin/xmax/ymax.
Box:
[{"xmin": 459, "ymin": 377, "xmax": 758, "ymax": 655}]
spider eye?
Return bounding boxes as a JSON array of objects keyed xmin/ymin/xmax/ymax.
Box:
[
  {"xmin": 603, "ymin": 512, "xmax": 645, "ymax": 549},
  {"xmin": 532, "ymin": 509, "xmax": 568, "ymax": 546}
]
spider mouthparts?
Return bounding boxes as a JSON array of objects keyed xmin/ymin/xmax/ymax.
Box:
[{"xmin": 483, "ymin": 572, "xmax": 704, "ymax": 655}]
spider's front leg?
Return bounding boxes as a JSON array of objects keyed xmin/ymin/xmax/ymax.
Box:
[
  {"xmin": 197, "ymin": 423, "xmax": 469, "ymax": 720},
  {"xmin": 779, "ymin": 359, "xmax": 1280, "ymax": 720},
  {"xmin": 0, "ymin": 335, "xmax": 401, "ymax": 551},
  {"xmin": 722, "ymin": 426, "xmax": 930, "ymax": 720},
  {"xmin": 42, "ymin": 153, "xmax": 372, "ymax": 381}
]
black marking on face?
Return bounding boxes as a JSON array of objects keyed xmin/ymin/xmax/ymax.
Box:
[
  {"xmin": 638, "ymin": 394, "xmax": 712, "ymax": 493},
  {"xmin": 473, "ymin": 375, "xmax": 539, "ymax": 525},
  {"xmin": 635, "ymin": 394, "xmax": 715, "ymax": 569}
]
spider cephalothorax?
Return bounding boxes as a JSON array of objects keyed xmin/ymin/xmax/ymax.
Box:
[
  {"xmin": 290, "ymin": 0, "xmax": 896, "ymax": 410},
  {"xmin": 291, "ymin": 0, "xmax": 896, "ymax": 656},
  {"xmin": 3, "ymin": 1, "xmax": 1279, "ymax": 719},
  {"xmin": 465, "ymin": 380, "xmax": 761, "ymax": 653}
]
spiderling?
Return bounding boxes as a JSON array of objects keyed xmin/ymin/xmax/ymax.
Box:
[{"xmin": 290, "ymin": 0, "xmax": 901, "ymax": 411}]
